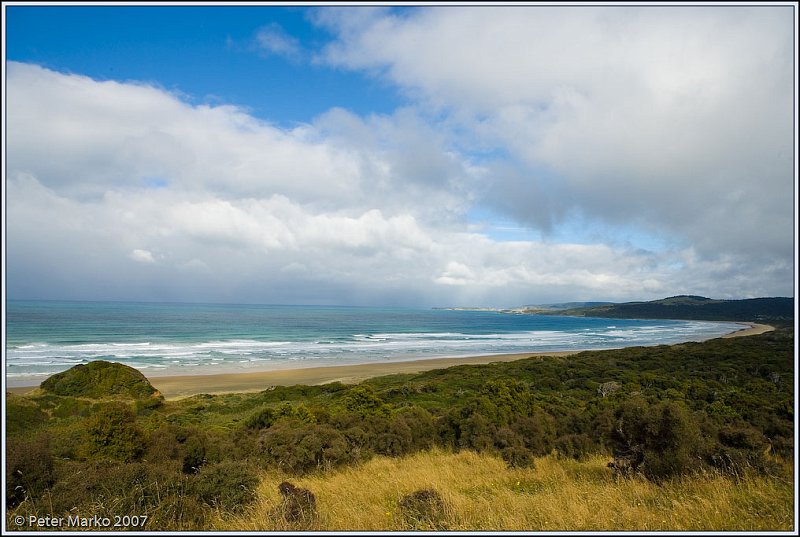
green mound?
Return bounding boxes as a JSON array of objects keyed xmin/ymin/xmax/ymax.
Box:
[{"xmin": 40, "ymin": 360, "xmax": 158, "ymax": 399}]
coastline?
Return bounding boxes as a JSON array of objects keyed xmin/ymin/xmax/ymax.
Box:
[
  {"xmin": 6, "ymin": 323, "xmax": 775, "ymax": 400},
  {"xmin": 720, "ymin": 322, "xmax": 774, "ymax": 338}
]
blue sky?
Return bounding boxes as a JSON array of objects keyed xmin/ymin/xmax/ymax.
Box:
[
  {"xmin": 3, "ymin": 4, "xmax": 796, "ymax": 307},
  {"xmin": 6, "ymin": 6, "xmax": 405, "ymax": 124}
]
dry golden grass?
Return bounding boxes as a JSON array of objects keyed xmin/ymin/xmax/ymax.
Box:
[{"xmin": 215, "ymin": 448, "xmax": 794, "ymax": 532}]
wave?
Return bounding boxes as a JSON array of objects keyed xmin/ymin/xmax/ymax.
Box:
[{"xmin": 6, "ymin": 320, "xmax": 743, "ymax": 382}]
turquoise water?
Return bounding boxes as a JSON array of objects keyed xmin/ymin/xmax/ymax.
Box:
[{"xmin": 5, "ymin": 300, "xmax": 743, "ymax": 386}]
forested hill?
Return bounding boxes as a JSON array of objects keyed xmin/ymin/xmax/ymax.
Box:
[{"xmin": 529, "ymin": 296, "xmax": 794, "ymax": 325}]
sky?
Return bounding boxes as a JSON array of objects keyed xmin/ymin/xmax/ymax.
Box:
[{"xmin": 3, "ymin": 3, "xmax": 797, "ymax": 307}]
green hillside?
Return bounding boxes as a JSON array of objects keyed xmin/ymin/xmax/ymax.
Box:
[{"xmin": 531, "ymin": 296, "xmax": 794, "ymax": 325}]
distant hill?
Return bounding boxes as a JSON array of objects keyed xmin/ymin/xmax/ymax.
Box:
[
  {"xmin": 526, "ymin": 295, "xmax": 794, "ymax": 324},
  {"xmin": 521, "ymin": 301, "xmax": 615, "ymax": 311}
]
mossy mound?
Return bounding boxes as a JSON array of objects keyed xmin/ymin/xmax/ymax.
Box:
[{"xmin": 40, "ymin": 360, "xmax": 158, "ymax": 399}]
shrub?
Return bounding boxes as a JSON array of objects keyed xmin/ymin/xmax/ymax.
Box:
[
  {"xmin": 294, "ymin": 404, "xmax": 316, "ymax": 424},
  {"xmin": 192, "ymin": 461, "xmax": 259, "ymax": 512},
  {"xmin": 260, "ymin": 422, "xmax": 352, "ymax": 474},
  {"xmin": 145, "ymin": 425, "xmax": 185, "ymax": 463},
  {"xmin": 555, "ymin": 433, "xmax": 595, "ymax": 461},
  {"xmin": 718, "ymin": 424, "xmax": 768, "ymax": 451},
  {"xmin": 182, "ymin": 435, "xmax": 207, "ymax": 475},
  {"xmin": 493, "ymin": 426, "xmax": 524, "ymax": 450},
  {"xmin": 374, "ymin": 428, "xmax": 412, "ymax": 457},
  {"xmin": 511, "ymin": 412, "xmax": 557, "ymax": 456},
  {"xmin": 435, "ymin": 412, "xmax": 462, "ymax": 449},
  {"xmin": 399, "ymin": 488, "xmax": 447, "ymax": 529},
  {"xmin": 481, "ymin": 379, "xmax": 535, "ymax": 424},
  {"xmin": 276, "ymin": 481, "xmax": 317, "ymax": 523},
  {"xmin": 6, "ymin": 435, "xmax": 55, "ymax": 508},
  {"xmin": 343, "ymin": 385, "xmax": 391, "ymax": 417},
  {"xmin": 708, "ymin": 423, "xmax": 779, "ymax": 477},
  {"xmin": 84, "ymin": 402, "xmax": 146, "ymax": 462},
  {"xmin": 45, "ymin": 460, "xmax": 209, "ymax": 529},
  {"xmin": 5, "ymin": 395, "xmax": 48, "ymax": 434},
  {"xmin": 135, "ymin": 396, "xmax": 164, "ymax": 415},
  {"xmin": 608, "ymin": 398, "xmax": 704, "ymax": 482},
  {"xmin": 458, "ymin": 412, "xmax": 496, "ymax": 451},
  {"xmin": 394, "ymin": 406, "xmax": 437, "ymax": 451},
  {"xmin": 500, "ymin": 446, "xmax": 535, "ymax": 469},
  {"xmin": 52, "ymin": 396, "xmax": 92, "ymax": 419}
]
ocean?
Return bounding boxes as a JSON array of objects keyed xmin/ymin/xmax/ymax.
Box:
[{"xmin": 4, "ymin": 300, "xmax": 744, "ymax": 387}]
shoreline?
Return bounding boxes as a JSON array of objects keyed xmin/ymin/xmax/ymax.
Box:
[
  {"xmin": 6, "ymin": 323, "xmax": 775, "ymax": 400},
  {"xmin": 720, "ymin": 322, "xmax": 774, "ymax": 338}
]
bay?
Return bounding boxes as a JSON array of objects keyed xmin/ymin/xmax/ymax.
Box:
[{"xmin": 5, "ymin": 300, "xmax": 743, "ymax": 387}]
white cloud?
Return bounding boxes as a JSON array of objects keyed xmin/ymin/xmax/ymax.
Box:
[
  {"xmin": 254, "ymin": 23, "xmax": 302, "ymax": 60},
  {"xmin": 5, "ymin": 52, "xmax": 794, "ymax": 306},
  {"xmin": 130, "ymin": 249, "xmax": 156, "ymax": 264},
  {"xmin": 317, "ymin": 6, "xmax": 795, "ymax": 265}
]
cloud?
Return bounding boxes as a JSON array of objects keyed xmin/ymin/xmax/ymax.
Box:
[
  {"xmin": 5, "ymin": 56, "xmax": 794, "ymax": 306},
  {"xmin": 130, "ymin": 249, "xmax": 156, "ymax": 264},
  {"xmin": 254, "ymin": 23, "xmax": 302, "ymax": 60},
  {"xmin": 317, "ymin": 6, "xmax": 795, "ymax": 264}
]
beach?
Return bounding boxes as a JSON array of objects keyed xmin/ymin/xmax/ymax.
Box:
[
  {"xmin": 148, "ymin": 322, "xmax": 775, "ymax": 399},
  {"xmin": 6, "ymin": 323, "xmax": 774, "ymax": 400},
  {"xmin": 720, "ymin": 322, "xmax": 774, "ymax": 338}
]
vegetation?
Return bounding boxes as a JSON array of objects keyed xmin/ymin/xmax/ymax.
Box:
[
  {"xmin": 40, "ymin": 360, "xmax": 161, "ymax": 400},
  {"xmin": 528, "ymin": 295, "xmax": 794, "ymax": 326},
  {"xmin": 220, "ymin": 449, "xmax": 793, "ymax": 531},
  {"xmin": 4, "ymin": 328, "xmax": 794, "ymax": 531}
]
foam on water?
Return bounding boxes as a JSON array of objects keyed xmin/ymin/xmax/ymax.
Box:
[{"xmin": 5, "ymin": 300, "xmax": 745, "ymax": 386}]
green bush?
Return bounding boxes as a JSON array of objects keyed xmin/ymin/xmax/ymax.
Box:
[
  {"xmin": 343, "ymin": 385, "xmax": 391, "ymax": 417},
  {"xmin": 192, "ymin": 461, "xmax": 259, "ymax": 512},
  {"xmin": 373, "ymin": 420, "xmax": 413, "ymax": 456},
  {"xmin": 707, "ymin": 423, "xmax": 779, "ymax": 477},
  {"xmin": 136, "ymin": 396, "xmax": 164, "ymax": 415},
  {"xmin": 458, "ymin": 412, "xmax": 496, "ymax": 451},
  {"xmin": 5, "ymin": 395, "xmax": 48, "ymax": 434},
  {"xmin": 500, "ymin": 446, "xmax": 535, "ymax": 469},
  {"xmin": 511, "ymin": 412, "xmax": 557, "ymax": 456},
  {"xmin": 493, "ymin": 426, "xmax": 524, "ymax": 450},
  {"xmin": 52, "ymin": 396, "xmax": 92, "ymax": 419},
  {"xmin": 6, "ymin": 435, "xmax": 55, "ymax": 508},
  {"xmin": 182, "ymin": 434, "xmax": 207, "ymax": 475},
  {"xmin": 555, "ymin": 433, "xmax": 595, "ymax": 460},
  {"xmin": 608, "ymin": 398, "xmax": 704, "ymax": 482},
  {"xmin": 394, "ymin": 406, "xmax": 437, "ymax": 451},
  {"xmin": 260, "ymin": 421, "xmax": 352, "ymax": 474},
  {"xmin": 480, "ymin": 379, "xmax": 535, "ymax": 425},
  {"xmin": 44, "ymin": 460, "xmax": 209, "ymax": 529},
  {"xmin": 84, "ymin": 402, "xmax": 146, "ymax": 462},
  {"xmin": 145, "ymin": 425, "xmax": 185, "ymax": 463}
]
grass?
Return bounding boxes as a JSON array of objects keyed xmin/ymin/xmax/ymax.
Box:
[{"xmin": 216, "ymin": 447, "xmax": 794, "ymax": 532}]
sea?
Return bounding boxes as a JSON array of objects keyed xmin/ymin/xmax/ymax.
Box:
[{"xmin": 4, "ymin": 300, "xmax": 745, "ymax": 387}]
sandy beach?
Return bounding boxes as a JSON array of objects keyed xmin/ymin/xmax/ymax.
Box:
[
  {"xmin": 7, "ymin": 323, "xmax": 775, "ymax": 400},
  {"xmin": 720, "ymin": 322, "xmax": 774, "ymax": 338}
]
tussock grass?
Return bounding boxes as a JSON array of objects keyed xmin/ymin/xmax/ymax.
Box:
[{"xmin": 216, "ymin": 447, "xmax": 794, "ymax": 531}]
